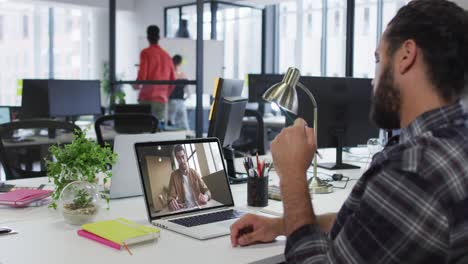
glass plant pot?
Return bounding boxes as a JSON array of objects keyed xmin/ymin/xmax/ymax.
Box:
[{"xmin": 60, "ymin": 181, "xmax": 100, "ymax": 225}]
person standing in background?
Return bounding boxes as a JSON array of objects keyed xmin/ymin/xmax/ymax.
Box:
[
  {"xmin": 168, "ymin": 55, "xmax": 189, "ymax": 130},
  {"xmin": 134, "ymin": 25, "xmax": 175, "ymax": 123}
]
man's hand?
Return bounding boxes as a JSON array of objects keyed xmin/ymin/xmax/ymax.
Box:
[
  {"xmin": 168, "ymin": 199, "xmax": 184, "ymax": 211},
  {"xmin": 271, "ymin": 118, "xmax": 316, "ymax": 182},
  {"xmin": 198, "ymin": 193, "xmax": 208, "ymax": 205},
  {"xmin": 271, "ymin": 118, "xmax": 317, "ymax": 235},
  {"xmin": 230, "ymin": 214, "xmax": 284, "ymax": 247}
]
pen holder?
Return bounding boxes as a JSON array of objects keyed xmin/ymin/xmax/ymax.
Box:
[{"xmin": 247, "ymin": 176, "xmax": 269, "ymax": 207}]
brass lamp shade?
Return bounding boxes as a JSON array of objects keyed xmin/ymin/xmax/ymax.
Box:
[{"xmin": 262, "ymin": 67, "xmax": 301, "ymax": 114}]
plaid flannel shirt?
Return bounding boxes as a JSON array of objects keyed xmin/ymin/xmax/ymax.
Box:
[{"xmin": 285, "ymin": 102, "xmax": 468, "ymax": 263}]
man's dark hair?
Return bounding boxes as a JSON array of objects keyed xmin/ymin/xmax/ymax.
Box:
[
  {"xmin": 173, "ymin": 55, "xmax": 183, "ymax": 66},
  {"xmin": 385, "ymin": 0, "xmax": 468, "ymax": 101},
  {"xmin": 173, "ymin": 144, "xmax": 185, "ymax": 155},
  {"xmin": 147, "ymin": 25, "xmax": 160, "ymax": 44}
]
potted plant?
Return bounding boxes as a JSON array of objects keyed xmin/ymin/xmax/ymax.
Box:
[
  {"xmin": 46, "ymin": 130, "xmax": 117, "ymax": 212},
  {"xmin": 60, "ymin": 181, "xmax": 100, "ymax": 225}
]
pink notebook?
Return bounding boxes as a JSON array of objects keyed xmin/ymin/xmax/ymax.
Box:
[
  {"xmin": 77, "ymin": 230, "xmax": 121, "ymax": 250},
  {"xmin": 0, "ymin": 189, "xmax": 52, "ymax": 207}
]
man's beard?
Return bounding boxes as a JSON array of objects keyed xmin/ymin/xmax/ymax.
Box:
[{"xmin": 369, "ymin": 64, "xmax": 401, "ymax": 129}]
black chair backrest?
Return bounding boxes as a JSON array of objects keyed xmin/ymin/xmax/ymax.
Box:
[
  {"xmin": 244, "ymin": 109, "xmax": 266, "ymax": 155},
  {"xmin": 94, "ymin": 113, "xmax": 159, "ymax": 147},
  {"xmin": 0, "ymin": 119, "xmax": 81, "ymax": 180}
]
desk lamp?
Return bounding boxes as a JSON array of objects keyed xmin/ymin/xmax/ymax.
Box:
[{"xmin": 262, "ymin": 67, "xmax": 333, "ymax": 194}]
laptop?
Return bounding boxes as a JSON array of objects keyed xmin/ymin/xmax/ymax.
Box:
[
  {"xmin": 135, "ymin": 138, "xmax": 246, "ymax": 240},
  {"xmin": 0, "ymin": 106, "xmax": 11, "ymax": 124},
  {"xmin": 110, "ymin": 132, "xmax": 186, "ymax": 199}
]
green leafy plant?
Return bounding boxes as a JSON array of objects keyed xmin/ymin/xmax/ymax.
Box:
[
  {"xmin": 114, "ymin": 91, "xmax": 126, "ymax": 105},
  {"xmin": 68, "ymin": 189, "xmax": 93, "ymax": 210},
  {"xmin": 46, "ymin": 130, "xmax": 117, "ymax": 209},
  {"xmin": 101, "ymin": 61, "xmax": 110, "ymax": 96}
]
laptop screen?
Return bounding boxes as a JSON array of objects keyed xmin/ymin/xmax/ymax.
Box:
[
  {"xmin": 135, "ymin": 138, "xmax": 235, "ymax": 220},
  {"xmin": 0, "ymin": 107, "xmax": 11, "ymax": 124}
]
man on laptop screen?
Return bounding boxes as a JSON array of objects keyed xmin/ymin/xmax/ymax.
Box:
[
  {"xmin": 168, "ymin": 144, "xmax": 211, "ymax": 211},
  {"xmin": 138, "ymin": 140, "xmax": 233, "ymax": 217}
]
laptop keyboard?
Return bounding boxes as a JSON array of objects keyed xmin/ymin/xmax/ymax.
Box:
[{"xmin": 169, "ymin": 209, "xmax": 245, "ymax": 227}]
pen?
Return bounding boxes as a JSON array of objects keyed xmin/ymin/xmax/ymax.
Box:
[
  {"xmin": 316, "ymin": 150, "xmax": 322, "ymax": 159},
  {"xmin": 256, "ymin": 152, "xmax": 260, "ymax": 177}
]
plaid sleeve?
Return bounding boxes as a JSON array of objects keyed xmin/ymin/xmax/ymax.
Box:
[{"xmin": 285, "ymin": 166, "xmax": 449, "ymax": 264}]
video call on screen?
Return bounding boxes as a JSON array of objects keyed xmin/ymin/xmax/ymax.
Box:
[{"xmin": 138, "ymin": 142, "xmax": 233, "ymax": 217}]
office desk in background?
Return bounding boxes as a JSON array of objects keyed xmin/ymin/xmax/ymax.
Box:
[{"xmin": 0, "ymin": 149, "xmax": 369, "ymax": 264}]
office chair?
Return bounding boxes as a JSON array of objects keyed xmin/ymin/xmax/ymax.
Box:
[
  {"xmin": 233, "ymin": 109, "xmax": 267, "ymax": 155},
  {"xmin": 0, "ymin": 119, "xmax": 81, "ymax": 180},
  {"xmin": 94, "ymin": 113, "xmax": 159, "ymax": 148}
]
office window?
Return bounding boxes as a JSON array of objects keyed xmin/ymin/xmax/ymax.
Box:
[
  {"xmin": 180, "ymin": 3, "xmax": 212, "ymax": 41},
  {"xmin": 184, "ymin": 144, "xmax": 201, "ymax": 176},
  {"xmin": 217, "ymin": 5, "xmax": 262, "ymax": 79},
  {"xmin": 278, "ymin": 1, "xmax": 297, "ymax": 74},
  {"xmin": 0, "ymin": 15, "xmax": 3, "ymax": 41},
  {"xmin": 166, "ymin": 8, "xmax": 179, "ymax": 38},
  {"xmin": 205, "ymin": 142, "xmax": 223, "ymax": 173},
  {"xmin": 382, "ymin": 0, "xmax": 408, "ymax": 29},
  {"xmin": 326, "ymin": 0, "xmax": 346, "ymax": 77},
  {"xmin": 54, "ymin": 7, "xmax": 94, "ymax": 79},
  {"xmin": 0, "ymin": 3, "xmax": 49, "ymax": 106},
  {"xmin": 353, "ymin": 0, "xmax": 377, "ymax": 78},
  {"xmin": 164, "ymin": 2, "xmax": 262, "ymax": 80},
  {"xmin": 278, "ymin": 0, "xmax": 346, "ymax": 77},
  {"xmin": 0, "ymin": 2, "xmax": 100, "ymax": 106},
  {"xmin": 363, "ymin": 7, "xmax": 370, "ymax": 35},
  {"xmin": 302, "ymin": 0, "xmax": 322, "ymax": 76},
  {"xmin": 23, "ymin": 15, "xmax": 28, "ymax": 39},
  {"xmin": 353, "ymin": 0, "xmax": 408, "ymax": 78},
  {"xmin": 209, "ymin": 142, "xmax": 223, "ymax": 172}
]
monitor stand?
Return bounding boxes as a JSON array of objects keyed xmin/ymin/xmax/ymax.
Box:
[
  {"xmin": 223, "ymin": 147, "xmax": 248, "ymax": 184},
  {"xmin": 317, "ymin": 130, "xmax": 360, "ymax": 170}
]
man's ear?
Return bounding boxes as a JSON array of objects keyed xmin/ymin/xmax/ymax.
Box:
[{"xmin": 397, "ymin": 39, "xmax": 417, "ymax": 74}]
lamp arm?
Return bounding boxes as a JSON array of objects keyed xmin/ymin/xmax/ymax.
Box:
[
  {"xmin": 296, "ymin": 82, "xmax": 318, "ymax": 131},
  {"xmin": 297, "ymin": 82, "xmax": 317, "ymax": 109},
  {"xmin": 297, "ymin": 82, "xmax": 319, "ymax": 190}
]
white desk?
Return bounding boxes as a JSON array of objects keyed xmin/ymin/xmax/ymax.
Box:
[{"xmin": 0, "ymin": 148, "xmax": 370, "ymax": 264}]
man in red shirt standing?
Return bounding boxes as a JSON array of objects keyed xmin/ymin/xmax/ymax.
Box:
[{"xmin": 134, "ymin": 25, "xmax": 175, "ymax": 123}]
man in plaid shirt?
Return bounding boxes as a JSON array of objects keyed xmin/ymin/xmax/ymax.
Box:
[{"xmin": 230, "ymin": 0, "xmax": 468, "ymax": 263}]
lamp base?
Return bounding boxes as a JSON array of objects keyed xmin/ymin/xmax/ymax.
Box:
[
  {"xmin": 317, "ymin": 162, "xmax": 360, "ymax": 170},
  {"xmin": 309, "ymin": 177, "xmax": 333, "ymax": 194}
]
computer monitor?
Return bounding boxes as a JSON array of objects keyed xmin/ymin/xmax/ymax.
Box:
[
  {"xmin": 21, "ymin": 79, "xmax": 101, "ymax": 119},
  {"xmin": 210, "ymin": 97, "xmax": 248, "ymax": 183},
  {"xmin": 248, "ymin": 74, "xmax": 282, "ymax": 103},
  {"xmin": 208, "ymin": 78, "xmax": 244, "ymax": 137},
  {"xmin": 48, "ymin": 80, "xmax": 101, "ymax": 117},
  {"xmin": 0, "ymin": 106, "xmax": 11, "ymax": 124},
  {"xmin": 210, "ymin": 97, "xmax": 247, "ymax": 148},
  {"xmin": 248, "ymin": 74, "xmax": 379, "ymax": 170},
  {"xmin": 208, "ymin": 78, "xmax": 246, "ymax": 183},
  {"xmin": 21, "ymin": 79, "xmax": 50, "ymax": 119},
  {"xmin": 298, "ymin": 76, "xmax": 379, "ymax": 169}
]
